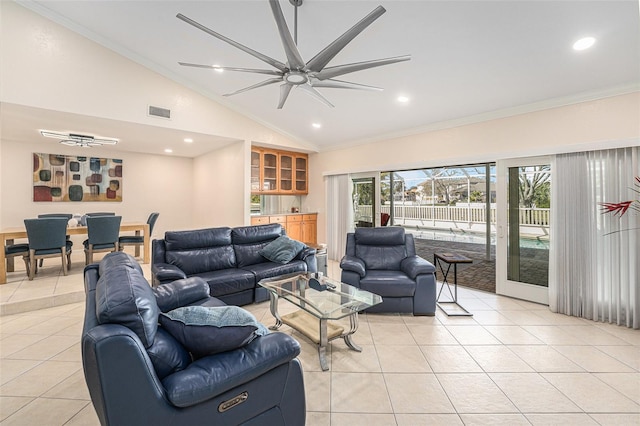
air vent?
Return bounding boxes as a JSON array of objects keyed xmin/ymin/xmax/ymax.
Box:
[{"xmin": 148, "ymin": 105, "xmax": 171, "ymax": 119}]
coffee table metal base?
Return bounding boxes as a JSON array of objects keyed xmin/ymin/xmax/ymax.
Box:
[{"xmin": 268, "ymin": 295, "xmax": 361, "ymax": 371}]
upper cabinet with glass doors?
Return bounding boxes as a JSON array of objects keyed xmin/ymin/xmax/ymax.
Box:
[{"xmin": 251, "ymin": 148, "xmax": 308, "ymax": 195}]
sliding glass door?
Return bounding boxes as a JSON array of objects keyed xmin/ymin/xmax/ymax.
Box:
[{"xmin": 496, "ymin": 157, "xmax": 551, "ymax": 304}]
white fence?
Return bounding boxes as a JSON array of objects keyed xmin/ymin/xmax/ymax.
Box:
[{"xmin": 356, "ymin": 204, "xmax": 550, "ymax": 232}]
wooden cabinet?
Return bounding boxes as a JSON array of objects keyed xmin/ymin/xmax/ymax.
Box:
[
  {"xmin": 251, "ymin": 148, "xmax": 308, "ymax": 195},
  {"xmin": 288, "ymin": 213, "xmax": 317, "ymax": 244},
  {"xmin": 301, "ymin": 214, "xmax": 317, "ymax": 245},
  {"xmin": 250, "ymin": 213, "xmax": 317, "ymax": 245},
  {"xmin": 285, "ymin": 214, "xmax": 302, "ymax": 241}
]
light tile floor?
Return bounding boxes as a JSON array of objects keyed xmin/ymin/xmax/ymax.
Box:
[{"xmin": 0, "ymin": 256, "xmax": 639, "ymax": 425}]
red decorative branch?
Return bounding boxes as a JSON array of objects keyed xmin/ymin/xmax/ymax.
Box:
[
  {"xmin": 600, "ymin": 176, "xmax": 640, "ymax": 217},
  {"xmin": 600, "ymin": 201, "xmax": 633, "ymax": 216}
]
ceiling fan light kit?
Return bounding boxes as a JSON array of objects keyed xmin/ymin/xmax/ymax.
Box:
[
  {"xmin": 40, "ymin": 130, "xmax": 119, "ymax": 148},
  {"xmin": 177, "ymin": 0, "xmax": 411, "ymax": 109}
]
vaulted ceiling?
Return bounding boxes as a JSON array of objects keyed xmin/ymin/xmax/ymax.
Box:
[{"xmin": 8, "ymin": 0, "xmax": 640, "ymax": 154}]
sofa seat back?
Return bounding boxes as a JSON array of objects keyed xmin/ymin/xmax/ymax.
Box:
[
  {"xmin": 351, "ymin": 227, "xmax": 409, "ymax": 270},
  {"xmin": 164, "ymin": 227, "xmax": 236, "ymax": 275},
  {"xmin": 232, "ymin": 224, "xmax": 284, "ymax": 268}
]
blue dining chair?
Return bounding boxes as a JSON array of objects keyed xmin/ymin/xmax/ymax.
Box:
[
  {"xmin": 118, "ymin": 212, "xmax": 159, "ymax": 257},
  {"xmin": 24, "ymin": 217, "xmax": 72, "ymax": 280},
  {"xmin": 83, "ymin": 215, "xmax": 122, "ymax": 265},
  {"xmin": 4, "ymin": 243, "xmax": 30, "ymax": 274},
  {"xmin": 37, "ymin": 214, "xmax": 73, "ymax": 268}
]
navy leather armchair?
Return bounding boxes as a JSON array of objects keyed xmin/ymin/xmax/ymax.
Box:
[
  {"xmin": 340, "ymin": 227, "xmax": 437, "ymax": 316},
  {"xmin": 82, "ymin": 252, "xmax": 306, "ymax": 426}
]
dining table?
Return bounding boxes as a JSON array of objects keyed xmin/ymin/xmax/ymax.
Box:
[{"xmin": 0, "ymin": 221, "xmax": 150, "ymax": 284}]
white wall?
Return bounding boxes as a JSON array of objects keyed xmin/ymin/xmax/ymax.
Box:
[
  {"xmin": 192, "ymin": 140, "xmax": 249, "ymax": 229},
  {"xmin": 0, "ymin": 139, "xmax": 194, "ymax": 241},
  {"xmin": 306, "ymin": 92, "xmax": 640, "ymax": 245}
]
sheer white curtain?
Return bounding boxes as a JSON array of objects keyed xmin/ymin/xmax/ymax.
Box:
[
  {"xmin": 326, "ymin": 174, "xmax": 354, "ymax": 261},
  {"xmin": 550, "ymin": 146, "xmax": 639, "ymax": 329}
]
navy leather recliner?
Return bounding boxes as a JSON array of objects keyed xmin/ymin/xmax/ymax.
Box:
[
  {"xmin": 340, "ymin": 227, "xmax": 437, "ymax": 316},
  {"xmin": 82, "ymin": 252, "xmax": 306, "ymax": 426}
]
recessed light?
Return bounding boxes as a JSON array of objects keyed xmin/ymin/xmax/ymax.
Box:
[
  {"xmin": 397, "ymin": 96, "xmax": 410, "ymax": 103},
  {"xmin": 573, "ymin": 36, "xmax": 596, "ymax": 51},
  {"xmin": 164, "ymin": 149, "xmax": 173, "ymax": 154},
  {"xmin": 311, "ymin": 123, "xmax": 322, "ymax": 129},
  {"xmin": 184, "ymin": 138, "xmax": 193, "ymax": 143},
  {"xmin": 213, "ymin": 65, "xmax": 224, "ymax": 73}
]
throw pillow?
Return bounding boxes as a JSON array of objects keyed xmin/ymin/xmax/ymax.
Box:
[
  {"xmin": 259, "ymin": 235, "xmax": 305, "ymax": 264},
  {"xmin": 158, "ymin": 305, "xmax": 269, "ymax": 358}
]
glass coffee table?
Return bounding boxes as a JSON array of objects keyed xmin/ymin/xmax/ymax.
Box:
[{"xmin": 259, "ymin": 272, "xmax": 382, "ymax": 371}]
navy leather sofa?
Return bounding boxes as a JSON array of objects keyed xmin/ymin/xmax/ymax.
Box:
[
  {"xmin": 340, "ymin": 227, "xmax": 437, "ymax": 316},
  {"xmin": 152, "ymin": 224, "xmax": 317, "ymax": 306},
  {"xmin": 82, "ymin": 251, "xmax": 306, "ymax": 426}
]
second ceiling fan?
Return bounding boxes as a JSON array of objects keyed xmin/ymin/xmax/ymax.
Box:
[{"xmin": 177, "ymin": 0, "xmax": 411, "ymax": 109}]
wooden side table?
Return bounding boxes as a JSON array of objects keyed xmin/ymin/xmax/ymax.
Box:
[{"xmin": 434, "ymin": 252, "xmax": 473, "ymax": 316}]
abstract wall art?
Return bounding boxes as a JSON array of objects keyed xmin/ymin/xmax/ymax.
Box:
[{"xmin": 33, "ymin": 153, "xmax": 123, "ymax": 202}]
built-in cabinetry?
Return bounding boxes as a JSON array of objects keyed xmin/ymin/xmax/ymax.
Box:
[
  {"xmin": 251, "ymin": 213, "xmax": 317, "ymax": 245},
  {"xmin": 251, "ymin": 148, "xmax": 308, "ymax": 195}
]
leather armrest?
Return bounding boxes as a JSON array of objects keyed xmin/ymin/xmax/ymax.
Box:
[
  {"xmin": 152, "ymin": 263, "xmax": 187, "ymax": 283},
  {"xmin": 401, "ymin": 256, "xmax": 435, "ymax": 280},
  {"xmin": 296, "ymin": 246, "xmax": 316, "ymax": 260},
  {"xmin": 297, "ymin": 246, "xmax": 317, "ymax": 273},
  {"xmin": 340, "ymin": 255, "xmax": 366, "ymax": 278},
  {"xmin": 161, "ymin": 332, "xmax": 301, "ymax": 408},
  {"xmin": 153, "ymin": 277, "xmax": 211, "ymax": 312}
]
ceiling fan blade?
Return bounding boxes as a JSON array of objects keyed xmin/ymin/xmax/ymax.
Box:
[
  {"xmin": 222, "ymin": 77, "xmax": 283, "ymax": 97},
  {"xmin": 268, "ymin": 0, "xmax": 305, "ymax": 70},
  {"xmin": 306, "ymin": 5, "xmax": 386, "ymax": 73},
  {"xmin": 314, "ymin": 55, "xmax": 411, "ymax": 80},
  {"xmin": 177, "ymin": 13, "xmax": 288, "ymax": 72},
  {"xmin": 311, "ymin": 78, "xmax": 383, "ymax": 91},
  {"xmin": 277, "ymin": 83, "xmax": 294, "ymax": 109},
  {"xmin": 179, "ymin": 62, "xmax": 282, "ymax": 76},
  {"xmin": 297, "ymin": 84, "xmax": 335, "ymax": 108}
]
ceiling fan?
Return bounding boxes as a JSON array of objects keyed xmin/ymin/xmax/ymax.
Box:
[{"xmin": 177, "ymin": 0, "xmax": 410, "ymax": 109}]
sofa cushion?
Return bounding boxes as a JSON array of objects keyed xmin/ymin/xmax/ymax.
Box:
[
  {"xmin": 259, "ymin": 236, "xmax": 306, "ymax": 264},
  {"xmin": 359, "ymin": 270, "xmax": 416, "ymax": 297},
  {"xmin": 95, "ymin": 264, "xmax": 159, "ymax": 348},
  {"xmin": 233, "ymin": 224, "xmax": 284, "ymax": 267},
  {"xmin": 354, "ymin": 227, "xmax": 408, "ymax": 270},
  {"xmin": 231, "ymin": 223, "xmax": 283, "ymax": 244},
  {"xmin": 192, "ymin": 268, "xmax": 256, "ymax": 298},
  {"xmin": 159, "ymin": 306, "xmax": 269, "ymax": 358},
  {"xmin": 241, "ymin": 260, "xmax": 308, "ymax": 282},
  {"xmin": 146, "ymin": 327, "xmax": 192, "ymax": 380},
  {"xmin": 166, "ymin": 245, "xmax": 236, "ymax": 276},
  {"xmin": 356, "ymin": 244, "xmax": 407, "ymax": 271},
  {"xmin": 164, "ymin": 228, "xmax": 237, "ymax": 275},
  {"xmin": 165, "ymin": 227, "xmax": 232, "ymax": 250}
]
